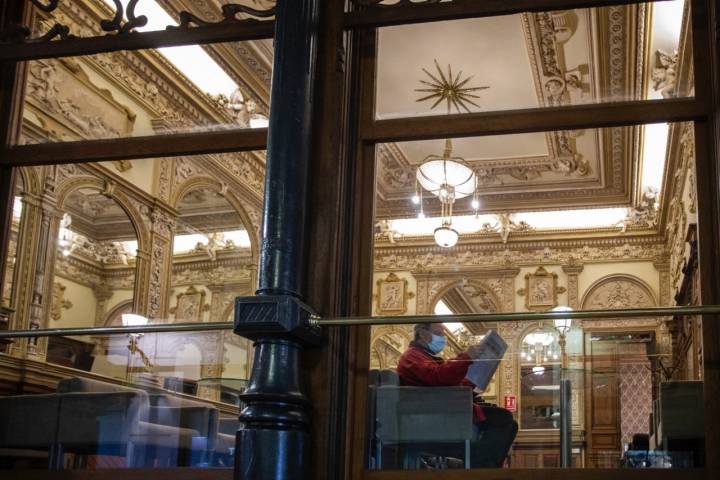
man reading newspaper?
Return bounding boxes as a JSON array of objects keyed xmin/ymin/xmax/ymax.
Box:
[{"xmin": 397, "ymin": 323, "xmax": 518, "ymax": 468}]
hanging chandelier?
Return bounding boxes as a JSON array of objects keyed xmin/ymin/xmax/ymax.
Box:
[
  {"xmin": 412, "ymin": 60, "xmax": 489, "ymax": 248},
  {"xmin": 520, "ymin": 329, "xmax": 560, "ymax": 373},
  {"xmin": 412, "ymin": 139, "xmax": 479, "ymax": 248}
]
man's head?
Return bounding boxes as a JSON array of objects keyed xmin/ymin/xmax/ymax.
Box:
[{"xmin": 413, "ymin": 322, "xmax": 446, "ymax": 354}]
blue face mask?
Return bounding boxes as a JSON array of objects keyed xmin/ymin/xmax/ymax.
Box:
[{"xmin": 427, "ymin": 334, "xmax": 446, "ymax": 354}]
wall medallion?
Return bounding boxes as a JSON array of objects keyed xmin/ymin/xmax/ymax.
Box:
[
  {"xmin": 170, "ymin": 285, "xmax": 210, "ymax": 322},
  {"xmin": 375, "ymin": 272, "xmax": 415, "ymax": 316},
  {"xmin": 517, "ymin": 266, "xmax": 566, "ymax": 311}
]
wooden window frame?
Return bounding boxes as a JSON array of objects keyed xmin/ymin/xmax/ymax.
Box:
[{"xmin": 341, "ymin": 1, "xmax": 720, "ymax": 479}]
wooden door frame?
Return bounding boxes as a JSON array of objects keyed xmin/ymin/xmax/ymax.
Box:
[{"xmin": 336, "ymin": 1, "xmax": 720, "ymax": 479}]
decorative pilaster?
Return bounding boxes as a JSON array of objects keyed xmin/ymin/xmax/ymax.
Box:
[
  {"xmin": 92, "ymin": 282, "xmax": 114, "ymax": 326},
  {"xmin": 140, "ymin": 207, "xmax": 175, "ymax": 320},
  {"xmin": 28, "ymin": 194, "xmax": 63, "ymax": 359},
  {"xmin": 653, "ymin": 257, "xmax": 672, "ymax": 306},
  {"xmin": 653, "ymin": 257, "xmax": 673, "ymax": 357},
  {"xmin": 0, "ymin": 304, "xmax": 13, "ymax": 353},
  {"xmin": 4, "ymin": 190, "xmax": 35, "ymax": 356},
  {"xmin": 498, "ymin": 267, "xmax": 520, "ymax": 312},
  {"xmin": 562, "ymin": 259, "xmax": 584, "ymax": 310}
]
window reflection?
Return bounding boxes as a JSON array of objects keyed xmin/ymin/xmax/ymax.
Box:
[{"xmin": 520, "ymin": 364, "xmax": 560, "ymax": 430}]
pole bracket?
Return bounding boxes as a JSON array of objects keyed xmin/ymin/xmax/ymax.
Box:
[{"xmin": 234, "ymin": 295, "xmax": 322, "ymax": 346}]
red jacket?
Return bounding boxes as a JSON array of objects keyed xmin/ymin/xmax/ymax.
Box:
[{"xmin": 397, "ymin": 343, "xmax": 486, "ymax": 422}]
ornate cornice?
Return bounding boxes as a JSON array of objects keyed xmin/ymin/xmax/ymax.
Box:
[
  {"xmin": 375, "ymin": 236, "xmax": 667, "ymax": 272},
  {"xmin": 39, "ymin": 0, "xmax": 239, "ymax": 129}
]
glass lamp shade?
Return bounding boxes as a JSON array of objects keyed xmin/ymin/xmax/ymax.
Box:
[
  {"xmin": 122, "ymin": 314, "xmax": 149, "ymax": 327},
  {"xmin": 523, "ymin": 332, "xmax": 555, "ymax": 346},
  {"xmin": 416, "ymin": 158, "xmax": 476, "ymax": 200},
  {"xmin": 552, "ymin": 305, "xmax": 573, "ymax": 333},
  {"xmin": 434, "ymin": 225, "xmax": 459, "ymax": 248}
]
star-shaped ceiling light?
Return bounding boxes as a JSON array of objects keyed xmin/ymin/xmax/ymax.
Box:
[
  {"xmin": 411, "ymin": 61, "xmax": 489, "ymax": 248},
  {"xmin": 414, "ymin": 59, "xmax": 489, "ymax": 114}
]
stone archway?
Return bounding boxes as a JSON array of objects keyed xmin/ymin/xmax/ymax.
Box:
[{"xmin": 428, "ymin": 279, "xmax": 502, "ymax": 315}]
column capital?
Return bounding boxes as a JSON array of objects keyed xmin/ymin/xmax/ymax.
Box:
[{"xmin": 562, "ymin": 263, "xmax": 584, "ymax": 275}]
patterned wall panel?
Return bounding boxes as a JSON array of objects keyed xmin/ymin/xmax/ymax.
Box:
[{"xmin": 619, "ymin": 361, "xmax": 652, "ymax": 446}]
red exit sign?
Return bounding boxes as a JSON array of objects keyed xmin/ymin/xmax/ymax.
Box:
[{"xmin": 504, "ymin": 395, "xmax": 517, "ymax": 411}]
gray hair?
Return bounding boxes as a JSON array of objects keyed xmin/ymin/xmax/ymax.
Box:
[{"xmin": 413, "ymin": 323, "xmax": 431, "ymax": 340}]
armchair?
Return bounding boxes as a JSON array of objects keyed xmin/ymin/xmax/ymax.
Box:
[{"xmin": 369, "ymin": 369, "xmax": 474, "ymax": 469}]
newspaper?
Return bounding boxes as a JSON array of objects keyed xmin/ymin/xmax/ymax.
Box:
[{"xmin": 464, "ymin": 330, "xmax": 508, "ymax": 390}]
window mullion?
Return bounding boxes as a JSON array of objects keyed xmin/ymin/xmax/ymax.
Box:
[
  {"xmin": 0, "ymin": 128, "xmax": 268, "ymax": 167},
  {"xmin": 344, "ymin": 0, "xmax": 672, "ymax": 29},
  {"xmin": 362, "ymin": 98, "xmax": 704, "ymax": 143}
]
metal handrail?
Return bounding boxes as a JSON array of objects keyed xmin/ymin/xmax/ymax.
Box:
[
  {"xmin": 311, "ymin": 305, "xmax": 720, "ymax": 326},
  {"xmin": 1, "ymin": 305, "xmax": 719, "ymax": 338},
  {"xmin": 0, "ymin": 321, "xmax": 234, "ymax": 338}
]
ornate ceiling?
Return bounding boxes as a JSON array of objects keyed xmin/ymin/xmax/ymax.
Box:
[
  {"xmin": 176, "ymin": 187, "xmax": 246, "ymax": 235},
  {"xmin": 155, "ymin": 0, "xmax": 274, "ymax": 112},
  {"xmin": 64, "ymin": 188, "xmax": 135, "ymax": 241},
  {"xmin": 374, "ymin": 5, "xmax": 683, "ymax": 226},
  {"xmin": 63, "ymin": 183, "xmax": 248, "ymax": 243},
  {"xmin": 26, "ymin": 0, "xmax": 690, "ymax": 251}
]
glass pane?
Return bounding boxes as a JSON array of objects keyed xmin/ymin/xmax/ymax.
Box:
[
  {"xmin": 0, "ymin": 149, "xmax": 264, "ymax": 469},
  {"xmin": 2, "ymin": 153, "xmax": 263, "ymax": 336},
  {"xmin": 15, "ymin": 1, "xmax": 273, "ymax": 145},
  {"xmin": 367, "ymin": 121, "xmax": 704, "ymax": 469},
  {"xmin": 375, "ymin": 0, "xmax": 692, "ymax": 119},
  {"xmin": 0, "ymin": 327, "xmax": 249, "ymax": 469},
  {"xmin": 170, "ymin": 186, "xmax": 254, "ymax": 323},
  {"xmin": 367, "ymin": 316, "xmax": 704, "ymax": 470}
]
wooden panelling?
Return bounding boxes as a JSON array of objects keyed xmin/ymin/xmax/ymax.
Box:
[
  {"xmin": 591, "ymin": 374, "xmax": 618, "ymax": 428},
  {"xmin": 689, "ymin": 0, "xmax": 720, "ymax": 476},
  {"xmin": 0, "ymin": 467, "xmax": 711, "ymax": 480},
  {"xmin": 584, "ymin": 336, "xmax": 621, "ymax": 468},
  {"xmin": 0, "ymin": 1, "xmax": 30, "ymax": 308},
  {"xmin": 0, "ymin": 469, "xmax": 233, "ymax": 480},
  {"xmin": 301, "ymin": 0, "xmax": 358, "ymax": 479}
]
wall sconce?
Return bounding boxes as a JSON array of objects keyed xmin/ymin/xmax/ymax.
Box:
[
  {"xmin": 551, "ymin": 306, "xmax": 574, "ymax": 369},
  {"xmin": 121, "ymin": 314, "xmax": 153, "ymax": 379}
]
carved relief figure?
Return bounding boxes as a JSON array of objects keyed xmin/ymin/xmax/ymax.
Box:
[
  {"xmin": 170, "ymin": 286, "xmax": 209, "ymax": 323},
  {"xmin": 652, "ymin": 50, "xmax": 678, "ymax": 98},
  {"xmin": 531, "ymin": 278, "xmax": 551, "ymax": 304},
  {"xmin": 375, "ymin": 273, "xmax": 415, "ymax": 315},
  {"xmin": 518, "ymin": 267, "xmax": 566, "ymax": 311},
  {"xmin": 582, "ymin": 276, "xmax": 656, "ymax": 311},
  {"xmin": 50, "ymin": 282, "xmax": 73, "ymax": 321}
]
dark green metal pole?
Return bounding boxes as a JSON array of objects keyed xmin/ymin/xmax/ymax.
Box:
[{"xmin": 233, "ymin": 0, "xmax": 321, "ymax": 479}]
